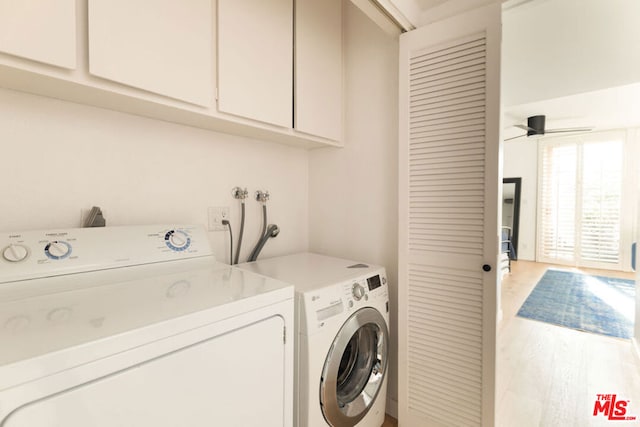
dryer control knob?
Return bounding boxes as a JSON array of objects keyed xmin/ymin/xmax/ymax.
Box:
[
  {"xmin": 352, "ymin": 283, "xmax": 365, "ymax": 301},
  {"xmin": 164, "ymin": 230, "xmax": 191, "ymax": 251},
  {"xmin": 3, "ymin": 244, "xmax": 29, "ymax": 262},
  {"xmin": 169, "ymin": 232, "xmax": 187, "ymax": 248},
  {"xmin": 45, "ymin": 241, "xmax": 72, "ymax": 260}
]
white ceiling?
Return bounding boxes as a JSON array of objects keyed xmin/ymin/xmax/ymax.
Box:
[
  {"xmin": 412, "ymin": 0, "xmax": 448, "ymax": 11},
  {"xmin": 383, "ymin": 0, "xmax": 501, "ymax": 28}
]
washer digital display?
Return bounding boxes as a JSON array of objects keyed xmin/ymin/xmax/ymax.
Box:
[{"xmin": 366, "ymin": 275, "xmax": 381, "ymax": 291}]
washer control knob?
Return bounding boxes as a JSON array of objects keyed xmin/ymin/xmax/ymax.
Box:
[
  {"xmin": 3, "ymin": 244, "xmax": 29, "ymax": 262},
  {"xmin": 45, "ymin": 241, "xmax": 72, "ymax": 260},
  {"xmin": 352, "ymin": 283, "xmax": 366, "ymax": 301}
]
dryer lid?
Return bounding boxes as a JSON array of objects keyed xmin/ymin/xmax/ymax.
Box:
[{"xmin": 0, "ymin": 260, "xmax": 293, "ymax": 390}]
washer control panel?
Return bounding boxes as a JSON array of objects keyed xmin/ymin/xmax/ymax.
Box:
[
  {"xmin": 341, "ymin": 273, "xmax": 388, "ymax": 308},
  {"xmin": 0, "ymin": 225, "xmax": 213, "ymax": 283},
  {"xmin": 303, "ymin": 269, "xmax": 388, "ymax": 333}
]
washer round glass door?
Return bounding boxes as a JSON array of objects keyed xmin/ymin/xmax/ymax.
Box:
[{"xmin": 320, "ymin": 307, "xmax": 388, "ymax": 426}]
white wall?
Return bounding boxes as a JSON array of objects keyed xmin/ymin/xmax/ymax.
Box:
[
  {"xmin": 502, "ymin": 0, "xmax": 640, "ymax": 107},
  {"xmin": 309, "ymin": 2, "xmax": 400, "ymax": 414},
  {"xmin": 0, "ymin": 88, "xmax": 309, "ymax": 263},
  {"xmin": 503, "ymin": 138, "xmax": 538, "ymax": 261}
]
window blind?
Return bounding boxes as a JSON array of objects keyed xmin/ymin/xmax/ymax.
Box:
[
  {"xmin": 579, "ymin": 141, "xmax": 623, "ymax": 264},
  {"xmin": 539, "ymin": 143, "xmax": 577, "ymax": 263},
  {"xmin": 538, "ymin": 136, "xmax": 624, "ymax": 269}
]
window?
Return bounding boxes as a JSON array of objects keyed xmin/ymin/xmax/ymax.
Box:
[{"xmin": 538, "ymin": 132, "xmax": 627, "ymax": 270}]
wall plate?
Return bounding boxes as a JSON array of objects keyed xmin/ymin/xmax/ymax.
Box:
[{"xmin": 208, "ymin": 207, "xmax": 230, "ymax": 231}]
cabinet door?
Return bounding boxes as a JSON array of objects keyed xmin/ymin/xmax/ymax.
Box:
[
  {"xmin": 88, "ymin": 0, "xmax": 213, "ymax": 107},
  {"xmin": 295, "ymin": 0, "xmax": 342, "ymax": 141},
  {"xmin": 217, "ymin": 0, "xmax": 293, "ymax": 128},
  {"xmin": 0, "ymin": 0, "xmax": 76, "ymax": 69}
]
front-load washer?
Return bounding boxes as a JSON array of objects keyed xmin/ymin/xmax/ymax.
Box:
[
  {"xmin": 238, "ymin": 252, "xmax": 389, "ymax": 427},
  {"xmin": 0, "ymin": 225, "xmax": 294, "ymax": 427}
]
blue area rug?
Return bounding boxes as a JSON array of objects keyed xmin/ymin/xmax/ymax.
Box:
[{"xmin": 517, "ymin": 269, "xmax": 635, "ymax": 339}]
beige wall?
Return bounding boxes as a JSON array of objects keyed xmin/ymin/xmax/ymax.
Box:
[
  {"xmin": 0, "ymin": 88, "xmax": 309, "ymax": 263},
  {"xmin": 309, "ymin": 2, "xmax": 400, "ymax": 414}
]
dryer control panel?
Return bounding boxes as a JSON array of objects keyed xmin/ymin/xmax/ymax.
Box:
[
  {"xmin": 301, "ymin": 268, "xmax": 389, "ymax": 334},
  {"xmin": 0, "ymin": 225, "xmax": 213, "ymax": 283}
]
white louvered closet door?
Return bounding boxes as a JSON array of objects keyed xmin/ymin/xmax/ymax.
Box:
[{"xmin": 398, "ymin": 4, "xmax": 501, "ymax": 427}]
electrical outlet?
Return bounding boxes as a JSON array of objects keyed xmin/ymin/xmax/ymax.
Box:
[{"xmin": 208, "ymin": 207, "xmax": 230, "ymax": 231}]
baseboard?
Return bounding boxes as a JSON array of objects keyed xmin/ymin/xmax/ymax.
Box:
[{"xmin": 386, "ymin": 397, "xmax": 398, "ymax": 419}]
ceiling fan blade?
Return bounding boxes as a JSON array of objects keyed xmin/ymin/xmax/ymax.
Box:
[
  {"xmin": 546, "ymin": 127, "xmax": 594, "ymax": 134},
  {"xmin": 505, "ymin": 134, "xmax": 526, "ymax": 141},
  {"xmin": 514, "ymin": 124, "xmax": 534, "ymax": 131}
]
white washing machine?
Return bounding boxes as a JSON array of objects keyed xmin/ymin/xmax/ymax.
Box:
[
  {"xmin": 0, "ymin": 225, "xmax": 294, "ymax": 427},
  {"xmin": 238, "ymin": 253, "xmax": 389, "ymax": 427}
]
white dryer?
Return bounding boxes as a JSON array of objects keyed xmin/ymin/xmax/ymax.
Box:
[
  {"xmin": 238, "ymin": 253, "xmax": 389, "ymax": 427},
  {"xmin": 0, "ymin": 225, "xmax": 294, "ymax": 427}
]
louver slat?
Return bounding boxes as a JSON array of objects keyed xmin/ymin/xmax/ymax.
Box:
[
  {"xmin": 407, "ymin": 264, "xmax": 484, "ymax": 425},
  {"xmin": 405, "ymin": 32, "xmax": 487, "ymax": 426}
]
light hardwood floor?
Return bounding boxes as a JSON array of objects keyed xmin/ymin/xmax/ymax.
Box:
[{"xmin": 497, "ymin": 261, "xmax": 640, "ymax": 426}]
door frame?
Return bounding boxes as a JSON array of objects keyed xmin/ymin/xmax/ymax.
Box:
[{"xmin": 503, "ymin": 177, "xmax": 522, "ymax": 259}]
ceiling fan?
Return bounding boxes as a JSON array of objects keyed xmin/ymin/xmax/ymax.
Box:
[{"xmin": 506, "ymin": 115, "xmax": 593, "ymax": 141}]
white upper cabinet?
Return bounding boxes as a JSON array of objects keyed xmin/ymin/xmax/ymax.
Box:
[
  {"xmin": 88, "ymin": 0, "xmax": 213, "ymax": 107},
  {"xmin": 217, "ymin": 0, "xmax": 293, "ymax": 128},
  {"xmin": 0, "ymin": 0, "xmax": 76, "ymax": 69},
  {"xmin": 294, "ymin": 0, "xmax": 342, "ymax": 141},
  {"xmin": 0, "ymin": 0, "xmax": 342, "ymax": 148}
]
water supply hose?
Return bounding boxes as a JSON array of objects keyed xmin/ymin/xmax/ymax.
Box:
[
  {"xmin": 222, "ymin": 219, "xmax": 232, "ymax": 265},
  {"xmin": 248, "ymin": 224, "xmax": 279, "ymax": 262},
  {"xmin": 248, "ymin": 204, "xmax": 268, "ymax": 262},
  {"xmin": 233, "ymin": 201, "xmax": 245, "ymax": 265}
]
